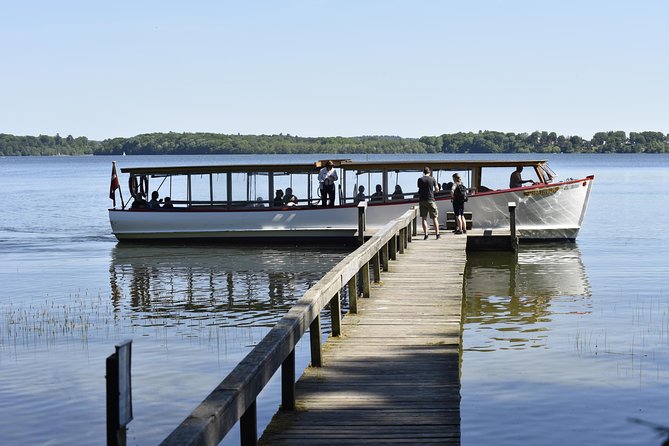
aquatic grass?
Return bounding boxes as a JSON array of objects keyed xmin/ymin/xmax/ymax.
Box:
[{"xmin": 571, "ymin": 294, "xmax": 669, "ymax": 384}]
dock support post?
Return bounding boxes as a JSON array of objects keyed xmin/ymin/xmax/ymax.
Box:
[
  {"xmin": 361, "ymin": 263, "xmax": 370, "ymax": 298},
  {"xmin": 508, "ymin": 202, "xmax": 518, "ymax": 251},
  {"xmin": 348, "ymin": 275, "xmax": 358, "ymax": 313},
  {"xmin": 399, "ymin": 229, "xmax": 405, "ymax": 254},
  {"xmin": 381, "ymin": 243, "xmax": 389, "ymax": 272},
  {"xmin": 372, "ymin": 252, "xmax": 381, "ymax": 283},
  {"xmin": 240, "ymin": 401, "xmax": 257, "ymax": 446},
  {"xmin": 281, "ymin": 350, "xmax": 295, "ymax": 411},
  {"xmin": 357, "ymin": 202, "xmax": 367, "ymax": 244},
  {"xmin": 412, "ymin": 213, "xmax": 418, "ymax": 236},
  {"xmin": 330, "ymin": 291, "xmax": 341, "ymax": 337},
  {"xmin": 309, "ymin": 315, "xmax": 322, "ymax": 367}
]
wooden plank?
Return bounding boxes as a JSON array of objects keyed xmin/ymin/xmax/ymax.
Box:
[{"xmin": 260, "ymin": 234, "xmax": 466, "ymax": 445}]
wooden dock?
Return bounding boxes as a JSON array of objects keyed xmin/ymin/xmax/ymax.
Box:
[{"xmin": 259, "ymin": 233, "xmax": 467, "ymax": 445}]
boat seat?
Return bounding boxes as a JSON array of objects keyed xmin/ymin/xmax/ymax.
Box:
[{"xmin": 444, "ymin": 211, "xmax": 472, "ymax": 230}]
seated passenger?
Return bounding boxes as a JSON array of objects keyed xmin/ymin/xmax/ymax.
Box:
[
  {"xmin": 148, "ymin": 191, "xmax": 162, "ymax": 209},
  {"xmin": 391, "ymin": 185, "xmax": 404, "ymax": 200},
  {"xmin": 283, "ymin": 187, "xmax": 298, "ymax": 206},
  {"xmin": 130, "ymin": 192, "xmax": 147, "ymax": 209},
  {"xmin": 162, "ymin": 196, "xmax": 174, "ymax": 208},
  {"xmin": 370, "ymin": 184, "xmax": 384, "ymax": 202},
  {"xmin": 353, "ymin": 185, "xmax": 366, "ymax": 205},
  {"xmin": 273, "ymin": 189, "xmax": 285, "ymax": 207},
  {"xmin": 255, "ymin": 196, "xmax": 265, "ymax": 207}
]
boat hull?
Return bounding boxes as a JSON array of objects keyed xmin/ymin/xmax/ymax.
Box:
[
  {"xmin": 109, "ymin": 206, "xmax": 360, "ymax": 240},
  {"xmin": 109, "ymin": 177, "xmax": 593, "ymax": 242}
]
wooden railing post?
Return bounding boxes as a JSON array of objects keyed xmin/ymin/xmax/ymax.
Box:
[
  {"xmin": 240, "ymin": 401, "xmax": 257, "ymax": 446},
  {"xmin": 372, "ymin": 252, "xmax": 381, "ymax": 283},
  {"xmin": 389, "ymin": 236, "xmax": 397, "ymax": 261},
  {"xmin": 508, "ymin": 202, "xmax": 518, "ymax": 251},
  {"xmin": 381, "ymin": 243, "xmax": 389, "ymax": 272},
  {"xmin": 361, "ymin": 263, "xmax": 370, "ymax": 298},
  {"xmin": 357, "ymin": 202, "xmax": 367, "ymax": 244},
  {"xmin": 281, "ymin": 350, "xmax": 295, "ymax": 411},
  {"xmin": 399, "ymin": 228, "xmax": 405, "ymax": 254},
  {"xmin": 412, "ymin": 213, "xmax": 418, "ymax": 236},
  {"xmin": 310, "ymin": 315, "xmax": 322, "ymax": 367},
  {"xmin": 330, "ymin": 291, "xmax": 341, "ymax": 337},
  {"xmin": 348, "ymin": 275, "xmax": 358, "ymax": 313}
]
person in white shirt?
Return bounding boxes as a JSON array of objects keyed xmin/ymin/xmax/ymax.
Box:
[{"xmin": 318, "ymin": 160, "xmax": 338, "ymax": 207}]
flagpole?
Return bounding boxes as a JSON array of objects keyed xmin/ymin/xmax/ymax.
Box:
[{"xmin": 113, "ymin": 161, "xmax": 126, "ymax": 209}]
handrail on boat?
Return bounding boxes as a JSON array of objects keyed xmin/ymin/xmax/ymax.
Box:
[{"xmin": 160, "ymin": 207, "xmax": 419, "ymax": 446}]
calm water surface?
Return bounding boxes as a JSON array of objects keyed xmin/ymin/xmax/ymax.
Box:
[{"xmin": 0, "ymin": 154, "xmax": 667, "ymax": 445}]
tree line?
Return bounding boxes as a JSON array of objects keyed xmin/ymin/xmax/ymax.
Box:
[{"xmin": 2, "ymin": 130, "xmax": 669, "ymax": 156}]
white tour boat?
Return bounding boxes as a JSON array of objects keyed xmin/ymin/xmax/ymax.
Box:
[{"xmin": 108, "ymin": 159, "xmax": 594, "ymax": 242}]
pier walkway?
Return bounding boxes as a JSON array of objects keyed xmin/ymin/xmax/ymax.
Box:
[
  {"xmin": 160, "ymin": 209, "xmax": 476, "ymax": 446},
  {"xmin": 259, "ymin": 233, "xmax": 467, "ymax": 445}
]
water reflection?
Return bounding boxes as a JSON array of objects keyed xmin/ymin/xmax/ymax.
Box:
[
  {"xmin": 464, "ymin": 244, "xmax": 591, "ymax": 350},
  {"xmin": 110, "ymin": 244, "xmax": 349, "ymax": 329}
]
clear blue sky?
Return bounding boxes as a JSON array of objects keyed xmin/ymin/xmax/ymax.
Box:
[{"xmin": 2, "ymin": 0, "xmax": 668, "ymax": 140}]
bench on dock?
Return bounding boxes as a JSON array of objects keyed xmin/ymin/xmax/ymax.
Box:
[{"xmin": 444, "ymin": 211, "xmax": 472, "ymax": 230}]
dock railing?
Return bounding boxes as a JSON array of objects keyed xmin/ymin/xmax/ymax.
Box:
[{"xmin": 160, "ymin": 207, "xmax": 418, "ymax": 446}]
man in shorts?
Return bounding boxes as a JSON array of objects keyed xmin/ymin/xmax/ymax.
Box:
[{"xmin": 417, "ymin": 166, "xmax": 440, "ymax": 240}]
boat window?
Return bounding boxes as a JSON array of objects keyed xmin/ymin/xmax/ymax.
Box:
[
  {"xmin": 540, "ymin": 164, "xmax": 557, "ymax": 182},
  {"xmin": 188, "ymin": 174, "xmax": 220, "ymax": 205},
  {"xmin": 352, "ymin": 170, "xmax": 385, "ymax": 203},
  {"xmin": 478, "ymin": 166, "xmax": 538, "ymax": 191},
  {"xmin": 272, "ymin": 172, "xmax": 308, "ymax": 207},
  {"xmin": 163, "ymin": 175, "xmax": 188, "ymax": 206}
]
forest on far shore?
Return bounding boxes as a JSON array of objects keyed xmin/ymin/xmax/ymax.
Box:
[{"xmin": 1, "ymin": 130, "xmax": 668, "ymax": 156}]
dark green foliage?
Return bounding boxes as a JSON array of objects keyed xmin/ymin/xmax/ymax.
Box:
[{"xmin": 1, "ymin": 130, "xmax": 668, "ymax": 156}]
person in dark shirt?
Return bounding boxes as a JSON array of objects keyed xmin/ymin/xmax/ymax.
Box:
[
  {"xmin": 283, "ymin": 187, "xmax": 298, "ymax": 206},
  {"xmin": 148, "ymin": 190, "xmax": 162, "ymax": 209},
  {"xmin": 130, "ymin": 192, "xmax": 147, "ymax": 209},
  {"xmin": 353, "ymin": 185, "xmax": 366, "ymax": 205},
  {"xmin": 417, "ymin": 167, "xmax": 440, "ymax": 240},
  {"xmin": 391, "ymin": 185, "xmax": 404, "ymax": 200},
  {"xmin": 273, "ymin": 189, "xmax": 285, "ymax": 207},
  {"xmin": 370, "ymin": 184, "xmax": 384, "ymax": 202},
  {"xmin": 510, "ymin": 166, "xmax": 535, "ymax": 188}
]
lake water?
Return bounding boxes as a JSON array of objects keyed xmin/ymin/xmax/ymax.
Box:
[{"xmin": 0, "ymin": 154, "xmax": 667, "ymax": 445}]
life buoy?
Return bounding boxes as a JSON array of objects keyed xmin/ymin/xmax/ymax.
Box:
[
  {"xmin": 129, "ymin": 175, "xmax": 139, "ymax": 199},
  {"xmin": 129, "ymin": 174, "xmax": 150, "ymax": 199}
]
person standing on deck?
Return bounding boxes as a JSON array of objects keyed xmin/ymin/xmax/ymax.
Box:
[
  {"xmin": 318, "ymin": 160, "xmax": 338, "ymax": 207},
  {"xmin": 451, "ymin": 173, "xmax": 467, "ymax": 235},
  {"xmin": 417, "ymin": 167, "xmax": 440, "ymax": 240}
]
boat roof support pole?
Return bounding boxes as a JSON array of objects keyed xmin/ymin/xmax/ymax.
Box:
[
  {"xmin": 187, "ymin": 175, "xmax": 192, "ymax": 207},
  {"xmin": 268, "ymin": 172, "xmax": 274, "ymax": 207},
  {"xmin": 382, "ymin": 170, "xmax": 389, "ymax": 203},
  {"xmin": 308, "ymin": 173, "xmax": 312, "ymax": 204},
  {"xmin": 226, "ymin": 173, "xmax": 232, "ymax": 210},
  {"xmin": 209, "ymin": 174, "xmax": 214, "ymax": 205},
  {"xmin": 342, "ymin": 169, "xmax": 347, "ymax": 205},
  {"xmin": 473, "ymin": 167, "xmax": 481, "ymax": 193}
]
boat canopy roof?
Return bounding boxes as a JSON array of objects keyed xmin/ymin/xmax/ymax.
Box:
[{"xmin": 120, "ymin": 159, "xmax": 549, "ymax": 176}]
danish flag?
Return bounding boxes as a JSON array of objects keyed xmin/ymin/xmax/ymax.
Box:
[{"xmin": 110, "ymin": 162, "xmax": 120, "ymax": 207}]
